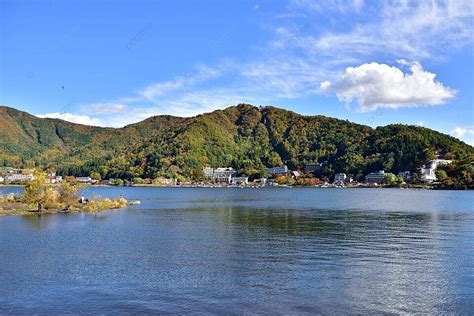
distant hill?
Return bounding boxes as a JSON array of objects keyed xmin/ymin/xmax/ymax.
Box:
[{"xmin": 1, "ymin": 104, "xmax": 472, "ymax": 180}]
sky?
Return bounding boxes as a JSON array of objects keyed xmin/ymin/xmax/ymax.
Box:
[{"xmin": 1, "ymin": 0, "xmax": 473, "ymax": 144}]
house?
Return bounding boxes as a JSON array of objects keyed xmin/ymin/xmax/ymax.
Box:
[
  {"xmin": 46, "ymin": 172, "xmax": 63, "ymax": 184},
  {"xmin": 76, "ymin": 177, "xmax": 92, "ymax": 183},
  {"xmin": 304, "ymin": 163, "xmax": 323, "ymax": 174},
  {"xmin": 0, "ymin": 176, "xmax": 4, "ymax": 183},
  {"xmin": 265, "ymin": 165, "xmax": 288, "ymax": 177},
  {"xmin": 7, "ymin": 173, "xmax": 34, "ymax": 183},
  {"xmin": 231, "ymin": 176, "xmax": 248, "ymax": 185},
  {"xmin": 345, "ymin": 174, "xmax": 354, "ymax": 184},
  {"xmin": 420, "ymin": 159, "xmax": 452, "ymax": 182},
  {"xmin": 153, "ymin": 177, "xmax": 177, "ymax": 186},
  {"xmin": 365, "ymin": 170, "xmax": 387, "ymax": 184},
  {"xmin": 213, "ymin": 168, "xmax": 235, "ymax": 183},
  {"xmin": 291, "ymin": 170, "xmax": 300, "ymax": 178},
  {"xmin": 203, "ymin": 167, "xmax": 235, "ymax": 183},
  {"xmin": 397, "ymin": 171, "xmax": 411, "ymax": 182},
  {"xmin": 333, "ymin": 173, "xmax": 347, "ymax": 185}
]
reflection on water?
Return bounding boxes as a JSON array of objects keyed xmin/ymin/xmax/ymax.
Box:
[{"xmin": 0, "ymin": 187, "xmax": 473, "ymax": 314}]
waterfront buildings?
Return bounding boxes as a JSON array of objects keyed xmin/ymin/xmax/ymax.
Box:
[
  {"xmin": 420, "ymin": 159, "xmax": 452, "ymax": 182},
  {"xmin": 231, "ymin": 176, "xmax": 248, "ymax": 185},
  {"xmin": 333, "ymin": 173, "xmax": 347, "ymax": 185},
  {"xmin": 265, "ymin": 165, "xmax": 288, "ymax": 176},
  {"xmin": 365, "ymin": 170, "xmax": 387, "ymax": 184},
  {"xmin": 203, "ymin": 167, "xmax": 235, "ymax": 183},
  {"xmin": 7, "ymin": 173, "xmax": 34, "ymax": 183},
  {"xmin": 76, "ymin": 177, "xmax": 93, "ymax": 183}
]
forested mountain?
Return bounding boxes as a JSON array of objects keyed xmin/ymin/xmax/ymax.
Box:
[{"xmin": 1, "ymin": 104, "xmax": 472, "ymax": 180}]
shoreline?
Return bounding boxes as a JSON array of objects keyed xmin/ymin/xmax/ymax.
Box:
[{"xmin": 1, "ymin": 183, "xmax": 466, "ymax": 190}]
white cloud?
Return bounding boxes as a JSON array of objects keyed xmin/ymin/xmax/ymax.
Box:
[
  {"xmin": 47, "ymin": 1, "xmax": 472, "ymax": 127},
  {"xmin": 450, "ymin": 127, "xmax": 474, "ymax": 138},
  {"xmin": 140, "ymin": 65, "xmax": 222, "ymax": 100},
  {"xmin": 84, "ymin": 103, "xmax": 127, "ymax": 114},
  {"xmin": 320, "ymin": 61, "xmax": 456, "ymax": 112},
  {"xmin": 307, "ymin": 0, "xmax": 474, "ymax": 60},
  {"xmin": 450, "ymin": 127, "xmax": 474, "ymax": 146},
  {"xmin": 291, "ymin": 0, "xmax": 364, "ymax": 13},
  {"xmin": 36, "ymin": 113, "xmax": 104, "ymax": 126}
]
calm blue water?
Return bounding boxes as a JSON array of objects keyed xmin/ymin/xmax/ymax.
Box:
[{"xmin": 1, "ymin": 187, "xmax": 473, "ymax": 314}]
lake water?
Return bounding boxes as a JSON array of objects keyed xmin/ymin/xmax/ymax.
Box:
[{"xmin": 1, "ymin": 187, "xmax": 473, "ymax": 314}]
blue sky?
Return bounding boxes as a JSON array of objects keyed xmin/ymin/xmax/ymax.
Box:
[{"xmin": 1, "ymin": 0, "xmax": 473, "ymax": 144}]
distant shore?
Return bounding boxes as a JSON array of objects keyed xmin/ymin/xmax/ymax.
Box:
[{"xmin": 1, "ymin": 183, "xmax": 462, "ymax": 190}]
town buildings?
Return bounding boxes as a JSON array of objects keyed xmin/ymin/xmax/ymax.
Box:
[
  {"xmin": 365, "ymin": 170, "xmax": 387, "ymax": 184},
  {"xmin": 230, "ymin": 176, "xmax": 248, "ymax": 185},
  {"xmin": 265, "ymin": 165, "xmax": 288, "ymax": 176},
  {"xmin": 420, "ymin": 159, "xmax": 452, "ymax": 182},
  {"xmin": 333, "ymin": 173, "xmax": 347, "ymax": 185},
  {"xmin": 76, "ymin": 177, "xmax": 93, "ymax": 183},
  {"xmin": 7, "ymin": 173, "xmax": 34, "ymax": 183},
  {"xmin": 203, "ymin": 167, "xmax": 235, "ymax": 183},
  {"xmin": 46, "ymin": 172, "xmax": 63, "ymax": 184}
]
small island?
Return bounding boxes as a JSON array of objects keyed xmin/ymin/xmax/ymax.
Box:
[{"xmin": 0, "ymin": 171, "xmax": 128, "ymax": 216}]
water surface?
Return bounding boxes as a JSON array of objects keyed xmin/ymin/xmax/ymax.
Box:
[{"xmin": 1, "ymin": 187, "xmax": 473, "ymax": 314}]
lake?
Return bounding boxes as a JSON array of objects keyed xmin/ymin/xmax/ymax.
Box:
[{"xmin": 1, "ymin": 187, "xmax": 473, "ymax": 314}]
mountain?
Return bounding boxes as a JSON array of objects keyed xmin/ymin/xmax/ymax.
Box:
[{"xmin": 1, "ymin": 104, "xmax": 472, "ymax": 180}]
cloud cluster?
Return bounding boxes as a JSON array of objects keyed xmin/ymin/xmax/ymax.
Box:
[
  {"xmin": 36, "ymin": 113, "xmax": 104, "ymax": 126},
  {"xmin": 450, "ymin": 127, "xmax": 474, "ymax": 146},
  {"xmin": 320, "ymin": 62, "xmax": 456, "ymax": 112},
  {"xmin": 140, "ymin": 65, "xmax": 222, "ymax": 100},
  {"xmin": 34, "ymin": 0, "xmax": 472, "ymax": 127},
  {"xmin": 85, "ymin": 103, "xmax": 127, "ymax": 114}
]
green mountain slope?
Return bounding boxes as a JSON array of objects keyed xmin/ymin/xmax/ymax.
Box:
[{"xmin": 1, "ymin": 104, "xmax": 472, "ymax": 180}]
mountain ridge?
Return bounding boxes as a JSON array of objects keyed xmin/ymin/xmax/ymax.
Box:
[{"xmin": 1, "ymin": 104, "xmax": 472, "ymax": 180}]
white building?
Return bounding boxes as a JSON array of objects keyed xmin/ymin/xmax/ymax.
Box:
[
  {"xmin": 203, "ymin": 167, "xmax": 235, "ymax": 183},
  {"xmin": 366, "ymin": 170, "xmax": 386, "ymax": 184},
  {"xmin": 333, "ymin": 173, "xmax": 347, "ymax": 185},
  {"xmin": 0, "ymin": 176, "xmax": 4, "ymax": 183},
  {"xmin": 7, "ymin": 173, "xmax": 35, "ymax": 183},
  {"xmin": 214, "ymin": 168, "xmax": 234, "ymax": 183},
  {"xmin": 420, "ymin": 159, "xmax": 452, "ymax": 182},
  {"xmin": 231, "ymin": 176, "xmax": 248, "ymax": 185},
  {"xmin": 76, "ymin": 177, "xmax": 92, "ymax": 183}
]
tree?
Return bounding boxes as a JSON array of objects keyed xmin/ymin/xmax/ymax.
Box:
[
  {"xmin": 385, "ymin": 173, "xmax": 397, "ymax": 185},
  {"xmin": 133, "ymin": 177, "xmax": 144, "ymax": 184},
  {"xmin": 23, "ymin": 171, "xmax": 46, "ymax": 205},
  {"xmin": 436, "ymin": 169, "xmax": 447, "ymax": 182},
  {"xmin": 57, "ymin": 182, "xmax": 78, "ymax": 206},
  {"xmin": 90, "ymin": 171, "xmax": 101, "ymax": 181},
  {"xmin": 111, "ymin": 178, "xmax": 124, "ymax": 186}
]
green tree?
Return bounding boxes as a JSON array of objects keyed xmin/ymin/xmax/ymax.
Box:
[
  {"xmin": 23, "ymin": 171, "xmax": 46, "ymax": 205},
  {"xmin": 436, "ymin": 169, "xmax": 448, "ymax": 182},
  {"xmin": 90, "ymin": 171, "xmax": 101, "ymax": 181},
  {"xmin": 385, "ymin": 173, "xmax": 397, "ymax": 185},
  {"xmin": 133, "ymin": 177, "xmax": 144, "ymax": 184}
]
